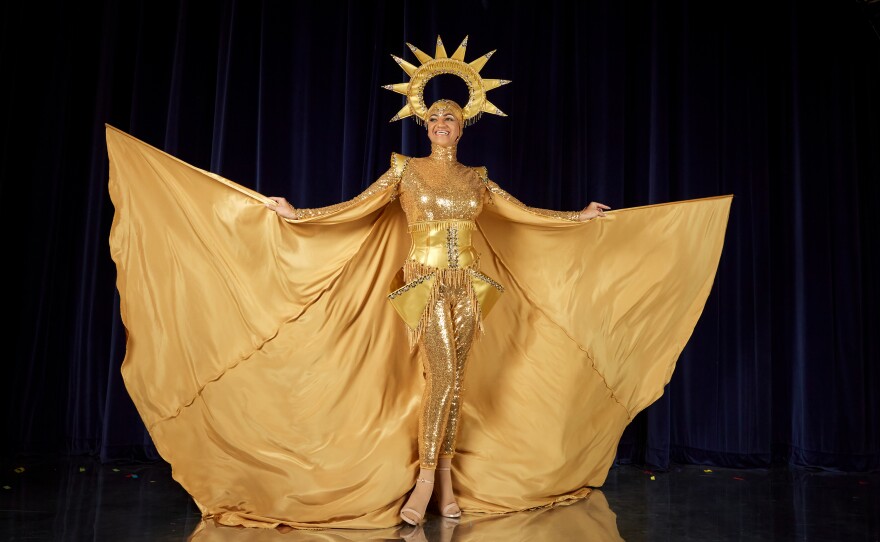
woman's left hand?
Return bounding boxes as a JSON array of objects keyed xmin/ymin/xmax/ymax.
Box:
[{"xmin": 577, "ymin": 201, "xmax": 611, "ymax": 221}]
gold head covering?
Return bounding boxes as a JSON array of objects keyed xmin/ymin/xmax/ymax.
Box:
[
  {"xmin": 425, "ymin": 99, "xmax": 464, "ymax": 128},
  {"xmin": 382, "ymin": 35, "xmax": 511, "ymax": 127}
]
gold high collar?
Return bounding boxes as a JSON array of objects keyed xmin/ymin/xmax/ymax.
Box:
[{"xmin": 429, "ymin": 143, "xmax": 457, "ymax": 162}]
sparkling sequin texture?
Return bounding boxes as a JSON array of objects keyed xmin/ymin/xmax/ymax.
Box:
[
  {"xmin": 446, "ymin": 227, "xmax": 459, "ymax": 268},
  {"xmin": 468, "ymin": 269, "xmax": 506, "ymax": 292},
  {"xmin": 481, "ymin": 171, "xmax": 581, "ymax": 221},
  {"xmin": 418, "ymin": 282, "xmax": 477, "ymax": 468},
  {"xmin": 397, "ymin": 144, "xmax": 484, "ymax": 222},
  {"xmin": 287, "ymin": 156, "xmax": 402, "ymax": 219}
]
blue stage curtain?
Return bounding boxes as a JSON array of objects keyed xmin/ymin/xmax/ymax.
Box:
[{"xmin": 1, "ymin": 0, "xmax": 877, "ymax": 471}]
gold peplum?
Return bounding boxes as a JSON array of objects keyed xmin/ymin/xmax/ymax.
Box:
[{"xmin": 388, "ymin": 220, "xmax": 504, "ymax": 348}]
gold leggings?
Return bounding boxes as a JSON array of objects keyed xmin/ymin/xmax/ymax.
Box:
[{"xmin": 417, "ymin": 282, "xmax": 478, "ymax": 469}]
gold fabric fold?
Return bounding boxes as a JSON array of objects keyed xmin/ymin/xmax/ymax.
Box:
[
  {"xmin": 107, "ymin": 124, "xmax": 732, "ymax": 530},
  {"xmin": 187, "ymin": 489, "xmax": 624, "ymax": 541}
]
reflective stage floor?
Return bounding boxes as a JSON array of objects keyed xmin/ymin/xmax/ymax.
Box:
[{"xmin": 1, "ymin": 455, "xmax": 877, "ymax": 541}]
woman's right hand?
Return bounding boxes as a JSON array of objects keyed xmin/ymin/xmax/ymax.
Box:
[
  {"xmin": 266, "ymin": 197, "xmax": 298, "ymax": 219},
  {"xmin": 577, "ymin": 201, "xmax": 611, "ymax": 221}
]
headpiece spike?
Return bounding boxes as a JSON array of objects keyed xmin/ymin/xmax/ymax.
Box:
[
  {"xmin": 450, "ymin": 35, "xmax": 468, "ymax": 61},
  {"xmin": 468, "ymin": 50, "xmax": 495, "ymax": 73},
  {"xmin": 481, "ymin": 99, "xmax": 506, "ymax": 117},
  {"xmin": 406, "ymin": 42, "xmax": 433, "ymax": 65},
  {"xmin": 381, "ymin": 83, "xmax": 410, "ymax": 95},
  {"xmin": 435, "ymin": 36, "xmax": 448, "ymax": 59},
  {"xmin": 390, "ymin": 54, "xmax": 418, "ymax": 77},
  {"xmin": 389, "ymin": 103, "xmax": 415, "ymax": 123},
  {"xmin": 483, "ymin": 79, "xmax": 512, "ymax": 91},
  {"xmin": 382, "ymin": 36, "xmax": 510, "ymax": 126}
]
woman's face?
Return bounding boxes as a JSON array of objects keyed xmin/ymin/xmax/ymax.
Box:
[{"xmin": 426, "ymin": 110, "xmax": 462, "ymax": 147}]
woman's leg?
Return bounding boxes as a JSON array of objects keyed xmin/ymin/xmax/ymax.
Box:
[
  {"xmin": 436, "ymin": 284, "xmax": 478, "ymax": 516},
  {"xmin": 439, "ymin": 284, "xmax": 478, "ymax": 457},
  {"xmin": 401, "ymin": 290, "xmax": 457, "ymax": 524}
]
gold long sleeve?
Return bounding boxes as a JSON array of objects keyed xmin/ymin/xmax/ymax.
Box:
[
  {"xmin": 286, "ymin": 153, "xmax": 409, "ymax": 220},
  {"xmin": 288, "ymin": 169, "xmax": 399, "ymax": 220},
  {"xmin": 482, "ymin": 175, "xmax": 580, "ymax": 221}
]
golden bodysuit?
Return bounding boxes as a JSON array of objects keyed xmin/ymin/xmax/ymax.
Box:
[
  {"xmin": 290, "ymin": 142, "xmax": 579, "ymax": 469},
  {"xmin": 106, "ymin": 125, "xmax": 732, "ymax": 530}
]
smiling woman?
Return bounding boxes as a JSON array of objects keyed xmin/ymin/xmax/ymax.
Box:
[
  {"xmin": 265, "ymin": 91, "xmax": 612, "ymax": 525},
  {"xmin": 426, "ymin": 100, "xmax": 463, "ymax": 145},
  {"xmin": 107, "ymin": 34, "xmax": 732, "ymax": 531}
]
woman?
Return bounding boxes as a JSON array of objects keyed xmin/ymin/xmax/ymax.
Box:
[
  {"xmin": 265, "ymin": 98, "xmax": 610, "ymax": 525},
  {"xmin": 107, "ymin": 35, "xmax": 730, "ymax": 530}
]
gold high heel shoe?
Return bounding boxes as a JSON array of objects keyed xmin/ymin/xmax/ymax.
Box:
[
  {"xmin": 435, "ymin": 467, "xmax": 462, "ymax": 518},
  {"xmin": 400, "ymin": 477, "xmax": 434, "ymax": 526}
]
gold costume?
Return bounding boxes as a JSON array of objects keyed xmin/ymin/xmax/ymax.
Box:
[
  {"xmin": 106, "ymin": 124, "xmax": 732, "ymax": 530},
  {"xmin": 287, "ymin": 136, "xmax": 579, "ymax": 470}
]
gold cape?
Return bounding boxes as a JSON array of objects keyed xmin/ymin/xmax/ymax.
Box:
[{"xmin": 106, "ymin": 124, "xmax": 732, "ymax": 530}]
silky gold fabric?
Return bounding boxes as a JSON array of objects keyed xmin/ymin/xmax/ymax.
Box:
[
  {"xmin": 107, "ymin": 125, "xmax": 732, "ymax": 530},
  {"xmin": 186, "ymin": 489, "xmax": 623, "ymax": 541}
]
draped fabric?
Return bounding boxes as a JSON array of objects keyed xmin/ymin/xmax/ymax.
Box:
[
  {"xmin": 107, "ymin": 125, "xmax": 730, "ymax": 528},
  {"xmin": 187, "ymin": 489, "xmax": 624, "ymax": 541},
  {"xmin": 3, "ymin": 0, "xmax": 879, "ymax": 479}
]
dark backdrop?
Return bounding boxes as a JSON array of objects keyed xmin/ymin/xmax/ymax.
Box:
[{"xmin": 1, "ymin": 0, "xmax": 878, "ymax": 472}]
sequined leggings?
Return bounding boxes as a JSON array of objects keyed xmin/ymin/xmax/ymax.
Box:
[{"xmin": 417, "ymin": 282, "xmax": 478, "ymax": 469}]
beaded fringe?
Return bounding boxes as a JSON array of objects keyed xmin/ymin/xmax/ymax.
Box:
[
  {"xmin": 403, "ymin": 260, "xmax": 485, "ymax": 349},
  {"xmin": 407, "ymin": 220, "xmax": 477, "ymax": 233}
]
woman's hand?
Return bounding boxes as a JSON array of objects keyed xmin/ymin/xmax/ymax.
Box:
[
  {"xmin": 266, "ymin": 197, "xmax": 297, "ymax": 219},
  {"xmin": 577, "ymin": 201, "xmax": 611, "ymax": 221}
]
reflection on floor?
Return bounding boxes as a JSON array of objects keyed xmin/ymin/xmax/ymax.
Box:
[{"xmin": 1, "ymin": 455, "xmax": 877, "ymax": 541}]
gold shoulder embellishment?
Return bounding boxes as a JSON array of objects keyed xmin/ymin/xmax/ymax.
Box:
[
  {"xmin": 474, "ymin": 166, "xmax": 489, "ymax": 184},
  {"xmin": 391, "ymin": 152, "xmax": 412, "ymax": 178}
]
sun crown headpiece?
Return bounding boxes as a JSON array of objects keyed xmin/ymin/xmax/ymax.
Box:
[{"xmin": 382, "ymin": 35, "xmax": 511, "ymax": 127}]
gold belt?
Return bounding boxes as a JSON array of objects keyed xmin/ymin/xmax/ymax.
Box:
[
  {"xmin": 406, "ymin": 220, "xmax": 478, "ymax": 269},
  {"xmin": 387, "ymin": 220, "xmax": 505, "ymax": 331}
]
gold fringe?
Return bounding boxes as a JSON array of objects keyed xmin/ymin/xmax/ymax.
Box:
[
  {"xmin": 407, "ymin": 220, "xmax": 476, "ymax": 232},
  {"xmin": 403, "ymin": 260, "xmax": 485, "ymax": 349}
]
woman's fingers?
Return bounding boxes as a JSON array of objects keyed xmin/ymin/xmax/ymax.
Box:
[{"xmin": 266, "ymin": 197, "xmax": 289, "ymax": 208}]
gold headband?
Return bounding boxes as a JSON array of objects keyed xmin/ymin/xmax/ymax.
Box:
[
  {"xmin": 426, "ymin": 99, "xmax": 464, "ymax": 126},
  {"xmin": 382, "ymin": 35, "xmax": 511, "ymax": 127}
]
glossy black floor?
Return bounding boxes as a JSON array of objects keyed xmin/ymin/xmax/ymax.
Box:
[{"xmin": 1, "ymin": 455, "xmax": 877, "ymax": 541}]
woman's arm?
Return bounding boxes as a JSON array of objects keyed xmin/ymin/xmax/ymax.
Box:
[
  {"xmin": 478, "ymin": 167, "xmax": 610, "ymax": 222},
  {"xmin": 484, "ymin": 179, "xmax": 581, "ymax": 221},
  {"xmin": 267, "ymin": 154, "xmax": 408, "ymax": 220}
]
